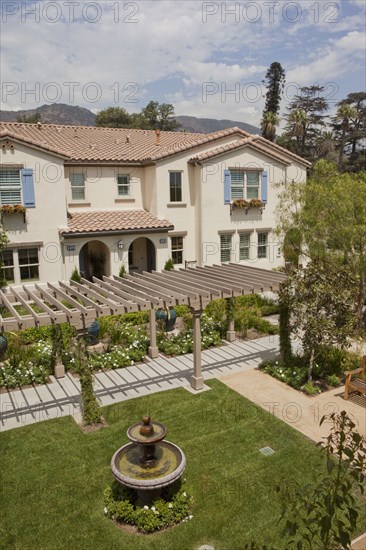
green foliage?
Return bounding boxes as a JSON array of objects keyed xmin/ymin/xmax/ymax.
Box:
[
  {"xmin": 76, "ymin": 340, "xmax": 102, "ymax": 425},
  {"xmin": 118, "ymin": 264, "xmax": 126, "ymax": 278},
  {"xmin": 164, "ymin": 258, "xmax": 175, "ymax": 271},
  {"xmin": 280, "ymin": 411, "xmax": 366, "ymax": 549},
  {"xmin": 281, "ymin": 260, "xmax": 358, "ymax": 381},
  {"xmin": 16, "ymin": 112, "xmax": 42, "ymax": 124},
  {"xmin": 158, "ymin": 313, "xmax": 222, "ymax": 356},
  {"xmin": 260, "ymin": 347, "xmax": 361, "ymax": 393},
  {"xmin": 95, "ymin": 101, "xmax": 181, "ymax": 131},
  {"xmin": 0, "ymin": 339, "xmax": 53, "ymax": 388},
  {"xmin": 261, "ymin": 62, "xmax": 285, "ymax": 141},
  {"xmin": 70, "ymin": 267, "xmax": 82, "ymax": 283},
  {"xmin": 0, "ymin": 223, "xmax": 9, "ymax": 288},
  {"xmin": 104, "ymin": 480, "xmax": 192, "ymax": 533},
  {"xmin": 279, "ymin": 288, "xmax": 292, "ymax": 365},
  {"xmin": 276, "ymin": 163, "xmax": 366, "ymax": 327}
]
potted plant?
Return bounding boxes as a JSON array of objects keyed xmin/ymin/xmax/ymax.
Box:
[
  {"xmin": 232, "ymin": 199, "xmax": 250, "ymax": 209},
  {"xmin": 156, "ymin": 306, "xmax": 177, "ymax": 332}
]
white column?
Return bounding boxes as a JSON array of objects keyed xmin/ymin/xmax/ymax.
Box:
[
  {"xmin": 191, "ymin": 308, "xmax": 204, "ymax": 390},
  {"xmin": 148, "ymin": 308, "xmax": 159, "ymax": 359}
]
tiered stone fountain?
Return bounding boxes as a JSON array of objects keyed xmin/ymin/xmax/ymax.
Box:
[{"xmin": 111, "ymin": 415, "xmax": 186, "ymax": 504}]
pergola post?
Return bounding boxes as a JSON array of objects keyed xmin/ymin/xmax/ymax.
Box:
[
  {"xmin": 190, "ymin": 308, "xmax": 204, "ymax": 391},
  {"xmin": 148, "ymin": 307, "xmax": 159, "ymax": 359},
  {"xmin": 225, "ymin": 297, "xmax": 236, "ymax": 342}
]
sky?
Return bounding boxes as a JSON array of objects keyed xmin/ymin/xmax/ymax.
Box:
[{"xmin": 1, "ymin": 0, "xmax": 365, "ymax": 127}]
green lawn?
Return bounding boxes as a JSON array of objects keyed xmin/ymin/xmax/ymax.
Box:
[{"xmin": 0, "ymin": 379, "xmax": 363, "ymax": 550}]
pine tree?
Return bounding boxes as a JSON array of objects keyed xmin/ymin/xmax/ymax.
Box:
[{"xmin": 261, "ymin": 62, "xmax": 286, "ymax": 141}]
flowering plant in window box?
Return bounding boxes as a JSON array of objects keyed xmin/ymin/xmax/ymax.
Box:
[
  {"xmin": 232, "ymin": 199, "xmax": 250, "ymax": 209},
  {"xmin": 0, "ymin": 205, "xmax": 27, "ymax": 222},
  {"xmin": 249, "ymin": 198, "xmax": 265, "ymax": 208}
]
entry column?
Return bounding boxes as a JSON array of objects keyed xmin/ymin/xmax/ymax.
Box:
[{"xmin": 190, "ymin": 308, "xmax": 204, "ymax": 391}]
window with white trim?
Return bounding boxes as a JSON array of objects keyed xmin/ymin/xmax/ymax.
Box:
[
  {"xmin": 220, "ymin": 234, "xmax": 232, "ymax": 263},
  {"xmin": 169, "ymin": 172, "xmax": 182, "ymax": 202},
  {"xmin": 1, "ymin": 247, "xmax": 39, "ymax": 284},
  {"xmin": 171, "ymin": 236, "xmax": 183, "ymax": 265},
  {"xmin": 0, "ymin": 168, "xmax": 21, "ymax": 205},
  {"xmin": 70, "ymin": 173, "xmax": 85, "ymax": 201},
  {"xmin": 1, "ymin": 249, "xmax": 15, "ymax": 283},
  {"xmin": 258, "ymin": 232, "xmax": 268, "ymax": 259},
  {"xmin": 19, "ymin": 248, "xmax": 39, "ymax": 281},
  {"xmin": 239, "ymin": 233, "xmax": 250, "ymax": 260},
  {"xmin": 230, "ymin": 170, "xmax": 260, "ymax": 200},
  {"xmin": 117, "ymin": 174, "xmax": 130, "ymax": 197}
]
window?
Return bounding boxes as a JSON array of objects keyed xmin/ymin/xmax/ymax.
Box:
[
  {"xmin": 0, "ymin": 169, "xmax": 21, "ymax": 205},
  {"xmin": 1, "ymin": 249, "xmax": 15, "ymax": 283},
  {"xmin": 169, "ymin": 172, "xmax": 182, "ymax": 202},
  {"xmin": 171, "ymin": 236, "xmax": 183, "ymax": 265},
  {"xmin": 18, "ymin": 248, "xmax": 39, "ymax": 281},
  {"xmin": 258, "ymin": 233, "xmax": 268, "ymax": 259},
  {"xmin": 220, "ymin": 234, "xmax": 232, "ymax": 263},
  {"xmin": 230, "ymin": 170, "xmax": 260, "ymax": 200},
  {"xmin": 70, "ymin": 173, "xmax": 85, "ymax": 201},
  {"xmin": 239, "ymin": 233, "xmax": 250, "ymax": 260},
  {"xmin": 117, "ymin": 174, "xmax": 130, "ymax": 197},
  {"xmin": 0, "ymin": 247, "xmax": 39, "ymax": 284}
]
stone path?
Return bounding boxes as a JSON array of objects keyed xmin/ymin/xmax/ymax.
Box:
[{"xmin": 0, "ymin": 335, "xmax": 279, "ymax": 432}]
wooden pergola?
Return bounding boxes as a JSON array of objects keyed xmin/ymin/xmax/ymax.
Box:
[{"xmin": 0, "ymin": 264, "xmax": 286, "ymax": 391}]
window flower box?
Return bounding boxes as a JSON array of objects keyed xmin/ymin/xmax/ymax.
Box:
[
  {"xmin": 0, "ymin": 205, "xmax": 27, "ymax": 222},
  {"xmin": 231, "ymin": 198, "xmax": 265, "ymax": 214}
]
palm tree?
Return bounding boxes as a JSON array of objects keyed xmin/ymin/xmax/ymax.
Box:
[
  {"xmin": 335, "ymin": 104, "xmax": 357, "ymax": 170},
  {"xmin": 261, "ymin": 111, "xmax": 280, "ymax": 142},
  {"xmin": 288, "ymin": 109, "xmax": 308, "ymax": 153},
  {"xmin": 315, "ymin": 131, "xmax": 336, "ymax": 161}
]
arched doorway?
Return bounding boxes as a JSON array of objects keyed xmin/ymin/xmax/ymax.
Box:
[
  {"xmin": 79, "ymin": 240, "xmax": 110, "ymax": 281},
  {"xmin": 128, "ymin": 238, "xmax": 156, "ymax": 274}
]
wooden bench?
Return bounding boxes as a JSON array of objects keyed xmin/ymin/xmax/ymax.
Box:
[{"xmin": 344, "ymin": 356, "xmax": 366, "ymax": 400}]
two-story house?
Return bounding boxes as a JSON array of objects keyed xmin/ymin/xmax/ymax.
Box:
[{"xmin": 0, "ymin": 122, "xmax": 310, "ymax": 284}]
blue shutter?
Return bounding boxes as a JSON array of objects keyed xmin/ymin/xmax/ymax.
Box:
[
  {"xmin": 261, "ymin": 171, "xmax": 268, "ymax": 204},
  {"xmin": 21, "ymin": 169, "xmax": 35, "ymax": 208},
  {"xmin": 224, "ymin": 169, "xmax": 231, "ymax": 204}
]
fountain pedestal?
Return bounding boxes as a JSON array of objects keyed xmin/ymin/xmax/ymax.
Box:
[{"xmin": 111, "ymin": 416, "xmax": 186, "ymax": 505}]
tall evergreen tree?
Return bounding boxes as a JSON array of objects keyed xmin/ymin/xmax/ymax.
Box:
[
  {"xmin": 261, "ymin": 62, "xmax": 286, "ymax": 141},
  {"xmin": 282, "ymin": 85, "xmax": 329, "ymax": 160}
]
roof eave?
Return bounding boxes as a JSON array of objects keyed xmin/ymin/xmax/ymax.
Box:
[{"xmin": 61, "ymin": 226, "xmax": 174, "ymax": 238}]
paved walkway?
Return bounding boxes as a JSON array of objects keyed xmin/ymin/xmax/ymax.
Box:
[{"xmin": 0, "ymin": 335, "xmax": 279, "ymax": 432}]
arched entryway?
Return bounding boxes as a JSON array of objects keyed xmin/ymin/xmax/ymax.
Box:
[
  {"xmin": 79, "ymin": 240, "xmax": 110, "ymax": 281},
  {"xmin": 128, "ymin": 237, "xmax": 156, "ymax": 274}
]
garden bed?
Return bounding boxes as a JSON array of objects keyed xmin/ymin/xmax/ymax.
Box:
[{"xmin": 259, "ymin": 347, "xmax": 361, "ymax": 395}]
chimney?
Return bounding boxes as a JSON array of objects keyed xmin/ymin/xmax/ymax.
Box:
[
  {"xmin": 155, "ymin": 129, "xmax": 161, "ymax": 146},
  {"xmin": 126, "ymin": 134, "xmax": 130, "ymax": 144},
  {"xmin": 37, "ymin": 121, "xmax": 42, "ymax": 129}
]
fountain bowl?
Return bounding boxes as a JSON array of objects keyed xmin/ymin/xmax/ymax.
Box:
[{"xmin": 111, "ymin": 440, "xmax": 186, "ymax": 491}]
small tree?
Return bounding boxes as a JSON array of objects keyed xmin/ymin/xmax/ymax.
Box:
[
  {"xmin": 280, "ymin": 411, "xmax": 366, "ymax": 549},
  {"xmin": 164, "ymin": 258, "xmax": 174, "ymax": 271},
  {"xmin": 119, "ymin": 264, "xmax": 127, "ymax": 278},
  {"xmin": 281, "ymin": 260, "xmax": 358, "ymax": 382},
  {"xmin": 70, "ymin": 267, "xmax": 82, "ymax": 284}
]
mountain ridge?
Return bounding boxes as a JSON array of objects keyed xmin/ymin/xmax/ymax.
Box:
[{"xmin": 0, "ymin": 104, "xmax": 261, "ymax": 134}]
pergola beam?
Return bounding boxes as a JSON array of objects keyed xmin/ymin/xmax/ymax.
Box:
[{"xmin": 0, "ymin": 264, "xmax": 286, "ymax": 392}]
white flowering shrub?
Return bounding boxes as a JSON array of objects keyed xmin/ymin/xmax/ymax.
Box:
[
  {"xmin": 0, "ymin": 341, "xmax": 53, "ymax": 388},
  {"xmin": 104, "ymin": 480, "xmax": 193, "ymax": 533}
]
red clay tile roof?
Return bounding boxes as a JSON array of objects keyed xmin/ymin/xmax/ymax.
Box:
[
  {"xmin": 0, "ymin": 123, "xmax": 250, "ymax": 163},
  {"xmin": 189, "ymin": 135, "xmax": 311, "ymax": 167},
  {"xmin": 0, "ymin": 122, "xmax": 311, "ymax": 166},
  {"xmin": 61, "ymin": 209, "xmax": 174, "ymax": 235}
]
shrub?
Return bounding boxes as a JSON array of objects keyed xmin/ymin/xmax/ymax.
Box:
[
  {"xmin": 302, "ymin": 382, "xmax": 321, "ymax": 395},
  {"xmin": 118, "ymin": 264, "xmax": 127, "ymax": 278},
  {"xmin": 326, "ymin": 374, "xmax": 341, "ymax": 387},
  {"xmin": 164, "ymin": 258, "xmax": 175, "ymax": 271},
  {"xmin": 70, "ymin": 267, "xmax": 82, "ymax": 283},
  {"xmin": 104, "ymin": 480, "xmax": 193, "ymax": 533}
]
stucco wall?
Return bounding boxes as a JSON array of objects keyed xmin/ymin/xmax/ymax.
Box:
[{"xmin": 1, "ymin": 143, "xmax": 67, "ymax": 282}]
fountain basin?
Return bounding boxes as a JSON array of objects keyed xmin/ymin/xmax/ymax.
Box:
[{"xmin": 111, "ymin": 440, "xmax": 186, "ymax": 491}]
